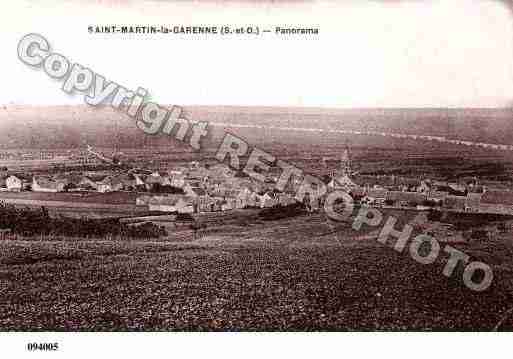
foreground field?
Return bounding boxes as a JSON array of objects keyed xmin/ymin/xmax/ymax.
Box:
[{"xmin": 0, "ymin": 213, "xmax": 512, "ymax": 331}]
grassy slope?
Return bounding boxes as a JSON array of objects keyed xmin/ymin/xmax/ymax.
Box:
[{"xmin": 0, "ymin": 212, "xmax": 512, "ymax": 331}]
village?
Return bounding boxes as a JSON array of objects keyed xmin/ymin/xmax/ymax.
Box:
[
  {"xmin": 0, "ymin": 159, "xmax": 299, "ymax": 214},
  {"xmin": 1, "ymin": 144, "xmax": 513, "ymax": 219}
]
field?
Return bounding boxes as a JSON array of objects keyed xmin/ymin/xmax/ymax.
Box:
[
  {"xmin": 0, "ymin": 191, "xmax": 137, "ymax": 204},
  {"xmin": 1, "ymin": 210, "xmax": 512, "ymax": 331},
  {"xmin": 0, "ymin": 191, "xmax": 147, "ymax": 218}
]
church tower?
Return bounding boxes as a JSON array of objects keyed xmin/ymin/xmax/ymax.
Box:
[
  {"xmin": 339, "ymin": 143, "xmax": 352, "ymax": 177},
  {"xmin": 328, "ymin": 141, "xmax": 357, "ymax": 190}
]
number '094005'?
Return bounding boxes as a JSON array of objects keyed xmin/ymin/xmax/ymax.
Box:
[{"xmin": 26, "ymin": 343, "xmax": 59, "ymax": 351}]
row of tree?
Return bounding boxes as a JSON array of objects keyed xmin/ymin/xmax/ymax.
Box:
[{"xmin": 0, "ymin": 202, "xmax": 166, "ymax": 239}]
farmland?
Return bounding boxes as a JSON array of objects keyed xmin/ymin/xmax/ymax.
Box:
[
  {"xmin": 0, "ymin": 191, "xmax": 146, "ymax": 218},
  {"xmin": 0, "ymin": 191, "xmax": 137, "ymax": 204},
  {"xmin": 0, "ymin": 211, "xmax": 512, "ymax": 331}
]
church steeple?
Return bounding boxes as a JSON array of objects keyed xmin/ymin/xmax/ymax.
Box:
[
  {"xmin": 339, "ymin": 142, "xmax": 352, "ymax": 177},
  {"xmin": 328, "ymin": 141, "xmax": 358, "ymax": 190}
]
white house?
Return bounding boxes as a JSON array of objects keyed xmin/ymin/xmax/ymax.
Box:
[
  {"xmin": 32, "ymin": 177, "xmax": 65, "ymax": 193},
  {"xmin": 234, "ymin": 187, "xmax": 253, "ymax": 209},
  {"xmin": 184, "ymin": 185, "xmax": 207, "ymax": 198},
  {"xmin": 148, "ymin": 195, "xmax": 195, "ymax": 213},
  {"xmin": 479, "ymin": 190, "xmax": 513, "ymax": 215},
  {"xmin": 361, "ymin": 189, "xmax": 387, "ymax": 206},
  {"xmin": 169, "ymin": 174, "xmax": 186, "ymax": 188},
  {"xmin": 134, "ymin": 175, "xmax": 146, "ymax": 188},
  {"xmin": 78, "ymin": 176, "xmax": 98, "ymax": 191},
  {"xmin": 221, "ymin": 199, "xmax": 235, "ymax": 211},
  {"xmin": 245, "ymin": 191, "xmax": 259, "ymax": 208},
  {"xmin": 136, "ymin": 195, "xmax": 152, "ymax": 206},
  {"xmin": 6, "ymin": 175, "xmax": 23, "ymax": 192},
  {"xmin": 328, "ymin": 174, "xmax": 358, "ymax": 191},
  {"xmin": 97, "ymin": 183, "xmax": 112, "ymax": 193},
  {"xmin": 258, "ymin": 192, "xmax": 279, "ymax": 208}
]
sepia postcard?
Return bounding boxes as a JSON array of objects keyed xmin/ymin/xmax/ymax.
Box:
[{"xmin": 1, "ymin": 0, "xmax": 512, "ymax": 357}]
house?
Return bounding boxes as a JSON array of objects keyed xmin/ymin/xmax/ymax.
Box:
[
  {"xmin": 169, "ymin": 174, "xmax": 186, "ymax": 188},
  {"xmin": 136, "ymin": 195, "xmax": 152, "ymax": 206},
  {"xmin": 148, "ymin": 195, "xmax": 195, "ymax": 213},
  {"xmin": 119, "ymin": 175, "xmax": 137, "ymax": 191},
  {"xmin": 257, "ymin": 192, "xmax": 278, "ymax": 208},
  {"xmin": 0, "ymin": 176, "xmax": 7, "ymax": 191},
  {"xmin": 245, "ymin": 191, "xmax": 259, "ymax": 208},
  {"xmin": 479, "ymin": 190, "xmax": 513, "ymax": 215},
  {"xmin": 444, "ymin": 195, "xmax": 467, "ymax": 211},
  {"xmin": 161, "ymin": 176, "xmax": 172, "ymax": 187},
  {"xmin": 328, "ymin": 174, "xmax": 358, "ymax": 190},
  {"xmin": 151, "ymin": 171, "xmax": 168, "ymax": 178},
  {"xmin": 184, "ymin": 185, "xmax": 207, "ymax": 198},
  {"xmin": 235, "ymin": 188, "xmax": 251, "ymax": 209},
  {"xmin": 145, "ymin": 175, "xmax": 163, "ymax": 192},
  {"xmin": 187, "ymin": 166, "xmax": 210, "ymax": 181},
  {"xmin": 134, "ymin": 175, "xmax": 147, "ymax": 191},
  {"xmin": 354, "ymin": 175, "xmax": 406, "ymax": 190},
  {"xmin": 77, "ymin": 176, "xmax": 98, "ymax": 191},
  {"xmin": 208, "ymin": 182, "xmax": 230, "ymax": 197},
  {"xmin": 427, "ymin": 190, "xmax": 449, "ymax": 203},
  {"xmin": 95, "ymin": 176, "xmax": 124, "ymax": 193},
  {"xmin": 32, "ymin": 177, "xmax": 66, "ymax": 193},
  {"xmin": 223, "ymin": 188, "xmax": 249, "ymax": 209},
  {"xmin": 432, "ymin": 181, "xmax": 448, "ymax": 191},
  {"xmin": 52, "ymin": 173, "xmax": 81, "ymax": 190},
  {"xmin": 211, "ymin": 197, "xmax": 224, "ymax": 212},
  {"xmin": 417, "ymin": 180, "xmax": 431, "ymax": 193},
  {"xmin": 361, "ymin": 189, "xmax": 387, "ymax": 206},
  {"xmin": 277, "ymin": 192, "xmax": 296, "ymax": 206},
  {"xmin": 386, "ymin": 191, "xmax": 427, "ymax": 207},
  {"xmin": 308, "ymin": 195, "xmax": 321, "ymax": 212},
  {"xmin": 221, "ymin": 198, "xmax": 236, "ymax": 211},
  {"xmin": 6, "ymin": 175, "xmax": 23, "ymax": 192},
  {"xmin": 448, "ymin": 183, "xmax": 467, "ymax": 196},
  {"xmin": 434, "ymin": 181, "xmax": 466, "ymax": 196},
  {"xmin": 209, "ymin": 164, "xmax": 235, "ymax": 179},
  {"xmin": 465, "ymin": 193, "xmax": 482, "ymax": 212},
  {"xmin": 168, "ymin": 168, "xmax": 186, "ymax": 176},
  {"xmin": 397, "ymin": 178, "xmax": 421, "ymax": 191},
  {"xmin": 112, "ymin": 178, "xmax": 125, "ymax": 192},
  {"xmin": 197, "ymin": 195, "xmax": 216, "ymax": 212},
  {"xmin": 348, "ymin": 187, "xmax": 366, "ymax": 202},
  {"xmin": 97, "ymin": 182, "xmax": 112, "ymax": 193}
]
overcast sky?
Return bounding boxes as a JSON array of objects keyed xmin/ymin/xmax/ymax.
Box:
[{"xmin": 2, "ymin": 0, "xmax": 513, "ymax": 108}]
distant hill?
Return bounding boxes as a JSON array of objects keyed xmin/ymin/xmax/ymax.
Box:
[{"xmin": 1, "ymin": 105, "xmax": 512, "ymax": 150}]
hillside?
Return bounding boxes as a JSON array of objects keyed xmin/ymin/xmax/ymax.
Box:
[{"xmin": 1, "ymin": 105, "xmax": 513, "ymax": 150}]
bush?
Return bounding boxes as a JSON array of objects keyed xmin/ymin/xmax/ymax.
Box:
[
  {"xmin": 427, "ymin": 209, "xmax": 443, "ymax": 222},
  {"xmin": 0, "ymin": 201, "xmax": 166, "ymax": 239},
  {"xmin": 176, "ymin": 213, "xmax": 195, "ymax": 222},
  {"xmin": 470, "ymin": 229, "xmax": 489, "ymax": 240},
  {"xmin": 259, "ymin": 202, "xmax": 307, "ymax": 221}
]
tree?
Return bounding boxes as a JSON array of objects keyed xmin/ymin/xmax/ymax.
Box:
[
  {"xmin": 40, "ymin": 206, "xmax": 49, "ymax": 219},
  {"xmin": 190, "ymin": 220, "xmax": 206, "ymax": 240}
]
